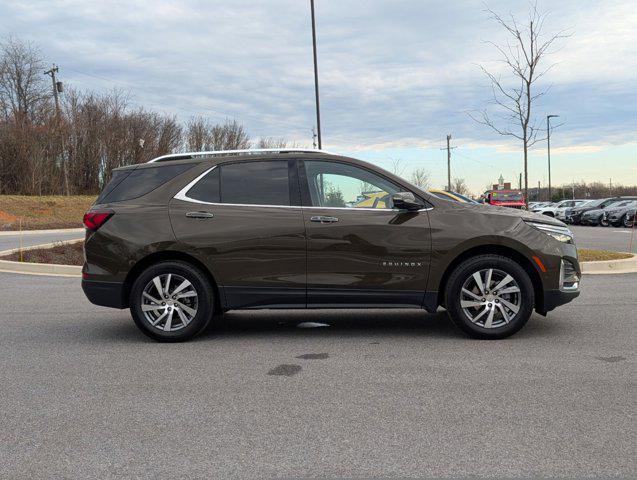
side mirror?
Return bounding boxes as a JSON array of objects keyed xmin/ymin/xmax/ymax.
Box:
[{"xmin": 392, "ymin": 192, "xmax": 424, "ymax": 211}]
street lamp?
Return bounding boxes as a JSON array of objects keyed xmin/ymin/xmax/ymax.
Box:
[
  {"xmin": 310, "ymin": 0, "xmax": 322, "ymax": 149},
  {"xmin": 547, "ymin": 114, "xmax": 559, "ymax": 201}
]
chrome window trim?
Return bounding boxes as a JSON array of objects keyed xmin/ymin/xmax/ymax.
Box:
[{"xmin": 173, "ymin": 165, "xmax": 434, "ymax": 212}]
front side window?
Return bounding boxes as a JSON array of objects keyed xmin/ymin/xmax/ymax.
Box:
[{"xmin": 303, "ymin": 161, "xmax": 402, "ymax": 209}]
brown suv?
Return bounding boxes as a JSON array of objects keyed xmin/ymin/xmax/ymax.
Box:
[{"xmin": 82, "ymin": 149, "xmax": 580, "ymax": 341}]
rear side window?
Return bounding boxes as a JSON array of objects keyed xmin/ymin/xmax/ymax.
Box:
[
  {"xmin": 95, "ymin": 169, "xmax": 132, "ymax": 204},
  {"xmin": 187, "ymin": 167, "xmax": 220, "ymax": 203},
  {"xmin": 221, "ymin": 161, "xmax": 290, "ymax": 206},
  {"xmin": 99, "ymin": 163, "xmax": 194, "ymax": 204}
]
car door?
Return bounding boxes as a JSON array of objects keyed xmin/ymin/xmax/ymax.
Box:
[
  {"xmin": 298, "ymin": 159, "xmax": 432, "ymax": 307},
  {"xmin": 169, "ymin": 159, "xmax": 307, "ymax": 309}
]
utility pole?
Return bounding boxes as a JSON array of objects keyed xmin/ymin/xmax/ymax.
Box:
[
  {"xmin": 310, "ymin": 0, "xmax": 322, "ymax": 149},
  {"xmin": 537, "ymin": 180, "xmax": 541, "ymax": 201},
  {"xmin": 546, "ymin": 115, "xmax": 559, "ymax": 201},
  {"xmin": 609, "ymin": 178, "xmax": 612, "ymax": 196},
  {"xmin": 518, "ymin": 172, "xmax": 522, "ymax": 190},
  {"xmin": 440, "ymin": 134, "xmax": 456, "ymax": 191},
  {"xmin": 44, "ymin": 64, "xmax": 61, "ymax": 116}
]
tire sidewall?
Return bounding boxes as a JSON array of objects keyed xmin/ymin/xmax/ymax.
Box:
[
  {"xmin": 445, "ymin": 255, "xmax": 534, "ymax": 339},
  {"xmin": 130, "ymin": 261, "xmax": 213, "ymax": 342}
]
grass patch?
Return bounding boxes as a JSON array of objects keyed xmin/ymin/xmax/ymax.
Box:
[
  {"xmin": 0, "ymin": 195, "xmax": 96, "ymax": 231},
  {"xmin": 2, "ymin": 241, "xmax": 84, "ymax": 265},
  {"xmin": 578, "ymin": 249, "xmax": 633, "ymax": 262}
]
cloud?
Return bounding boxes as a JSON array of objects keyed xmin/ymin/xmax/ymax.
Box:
[{"xmin": 1, "ymin": 0, "xmax": 635, "ymax": 190}]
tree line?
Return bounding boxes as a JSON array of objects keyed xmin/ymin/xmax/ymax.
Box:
[{"xmin": 0, "ymin": 37, "xmax": 289, "ymax": 196}]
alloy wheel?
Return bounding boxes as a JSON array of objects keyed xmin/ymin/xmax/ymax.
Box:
[
  {"xmin": 460, "ymin": 268, "xmax": 522, "ymax": 329},
  {"xmin": 141, "ymin": 273, "xmax": 198, "ymax": 332}
]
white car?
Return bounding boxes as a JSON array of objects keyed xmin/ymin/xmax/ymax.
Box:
[{"xmin": 534, "ymin": 199, "xmax": 588, "ymax": 219}]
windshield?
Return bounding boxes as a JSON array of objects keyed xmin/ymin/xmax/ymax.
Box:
[
  {"xmin": 453, "ymin": 192, "xmax": 479, "ymax": 203},
  {"xmin": 491, "ymin": 192, "xmax": 523, "ymax": 201}
]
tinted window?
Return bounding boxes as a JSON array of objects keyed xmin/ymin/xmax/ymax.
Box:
[
  {"xmin": 220, "ymin": 161, "xmax": 290, "ymax": 206},
  {"xmin": 96, "ymin": 169, "xmax": 132, "ymax": 204},
  {"xmin": 304, "ymin": 161, "xmax": 401, "ymax": 208},
  {"xmin": 101, "ymin": 163, "xmax": 194, "ymax": 203},
  {"xmin": 187, "ymin": 167, "xmax": 220, "ymax": 203}
]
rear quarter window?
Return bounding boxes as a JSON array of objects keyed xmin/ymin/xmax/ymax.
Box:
[{"xmin": 98, "ymin": 163, "xmax": 194, "ymax": 204}]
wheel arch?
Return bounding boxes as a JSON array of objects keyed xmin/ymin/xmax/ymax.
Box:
[
  {"xmin": 123, "ymin": 250, "xmax": 222, "ymax": 313},
  {"xmin": 436, "ymin": 244, "xmax": 544, "ymax": 313}
]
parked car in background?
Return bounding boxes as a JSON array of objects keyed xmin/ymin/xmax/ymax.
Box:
[
  {"xmin": 567, "ymin": 197, "xmax": 637, "ymax": 225},
  {"xmin": 533, "ymin": 199, "xmax": 587, "ymax": 218},
  {"xmin": 428, "ymin": 189, "xmax": 479, "ymax": 204},
  {"xmin": 482, "ymin": 189, "xmax": 526, "ymax": 209},
  {"xmin": 603, "ymin": 200, "xmax": 637, "ymax": 227},
  {"xmin": 580, "ymin": 200, "xmax": 629, "ymax": 226},
  {"xmin": 624, "ymin": 210, "xmax": 635, "ymax": 228},
  {"xmin": 562, "ymin": 200, "xmax": 592, "ymax": 223},
  {"xmin": 81, "ymin": 148, "xmax": 580, "ymax": 342}
]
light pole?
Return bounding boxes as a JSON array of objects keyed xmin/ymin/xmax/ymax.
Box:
[
  {"xmin": 547, "ymin": 114, "xmax": 559, "ymax": 201},
  {"xmin": 310, "ymin": 0, "xmax": 322, "ymax": 149}
]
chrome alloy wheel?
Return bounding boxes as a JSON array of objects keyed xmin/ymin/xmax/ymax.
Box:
[
  {"xmin": 460, "ymin": 268, "xmax": 522, "ymax": 329},
  {"xmin": 141, "ymin": 274, "xmax": 198, "ymax": 332}
]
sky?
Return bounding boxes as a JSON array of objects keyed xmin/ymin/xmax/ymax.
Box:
[{"xmin": 1, "ymin": 0, "xmax": 635, "ymax": 194}]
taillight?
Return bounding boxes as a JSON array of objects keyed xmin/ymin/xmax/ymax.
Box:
[{"xmin": 83, "ymin": 210, "xmax": 114, "ymax": 231}]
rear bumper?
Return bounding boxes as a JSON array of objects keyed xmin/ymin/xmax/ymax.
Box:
[
  {"xmin": 542, "ymin": 289, "xmax": 580, "ymax": 313},
  {"xmin": 82, "ymin": 279, "xmax": 127, "ymax": 309}
]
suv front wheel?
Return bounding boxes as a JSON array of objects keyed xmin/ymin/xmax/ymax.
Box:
[
  {"xmin": 130, "ymin": 261, "xmax": 214, "ymax": 342},
  {"xmin": 444, "ymin": 255, "xmax": 534, "ymax": 339}
]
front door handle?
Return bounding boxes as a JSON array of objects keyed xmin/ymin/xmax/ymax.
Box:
[
  {"xmin": 185, "ymin": 211, "xmax": 214, "ymax": 219},
  {"xmin": 310, "ymin": 215, "xmax": 339, "ymax": 223}
]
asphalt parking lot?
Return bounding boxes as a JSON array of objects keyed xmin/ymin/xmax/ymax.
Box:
[
  {"xmin": 0, "ymin": 271, "xmax": 634, "ymax": 479},
  {"xmin": 571, "ymin": 225, "xmax": 637, "ymax": 253}
]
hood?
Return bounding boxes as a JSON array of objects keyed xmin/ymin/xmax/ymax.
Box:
[{"xmin": 456, "ymin": 202, "xmax": 566, "ymax": 227}]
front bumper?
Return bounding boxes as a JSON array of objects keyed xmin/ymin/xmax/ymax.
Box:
[
  {"xmin": 82, "ymin": 279, "xmax": 127, "ymax": 309},
  {"xmin": 543, "ymin": 289, "xmax": 580, "ymax": 312}
]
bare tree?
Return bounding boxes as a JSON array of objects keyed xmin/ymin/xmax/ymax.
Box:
[
  {"xmin": 451, "ymin": 177, "xmax": 469, "ymax": 195},
  {"xmin": 256, "ymin": 137, "xmax": 289, "ymax": 149},
  {"xmin": 410, "ymin": 168, "xmax": 431, "ymax": 189},
  {"xmin": 209, "ymin": 119, "xmax": 250, "ymax": 150},
  {"xmin": 389, "ymin": 157, "xmax": 406, "ymax": 178},
  {"xmin": 0, "ymin": 36, "xmax": 49, "ymax": 121},
  {"xmin": 470, "ymin": 2, "xmax": 568, "ymax": 204}
]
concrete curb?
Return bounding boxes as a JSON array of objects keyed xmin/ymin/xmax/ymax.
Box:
[
  {"xmin": 581, "ymin": 253, "xmax": 637, "ymax": 275},
  {"xmin": 0, "ymin": 239, "xmax": 83, "ymax": 277},
  {"xmin": 0, "ymin": 227, "xmax": 84, "ymax": 236}
]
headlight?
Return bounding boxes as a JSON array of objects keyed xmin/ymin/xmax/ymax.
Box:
[{"xmin": 525, "ymin": 221, "xmax": 574, "ymax": 244}]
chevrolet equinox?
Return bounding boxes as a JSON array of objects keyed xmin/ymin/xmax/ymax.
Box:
[{"xmin": 82, "ymin": 149, "xmax": 581, "ymax": 341}]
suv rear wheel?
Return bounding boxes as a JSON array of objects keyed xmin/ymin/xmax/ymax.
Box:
[
  {"xmin": 130, "ymin": 261, "xmax": 214, "ymax": 342},
  {"xmin": 444, "ymin": 255, "xmax": 534, "ymax": 339}
]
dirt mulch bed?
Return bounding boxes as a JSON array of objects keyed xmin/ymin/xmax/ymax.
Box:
[
  {"xmin": 578, "ymin": 249, "xmax": 633, "ymax": 262},
  {"xmin": 0, "ymin": 195, "xmax": 96, "ymax": 231},
  {"xmin": 2, "ymin": 241, "xmax": 84, "ymax": 266}
]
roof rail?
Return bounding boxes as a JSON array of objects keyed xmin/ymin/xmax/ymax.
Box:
[{"xmin": 148, "ymin": 148, "xmax": 336, "ymax": 163}]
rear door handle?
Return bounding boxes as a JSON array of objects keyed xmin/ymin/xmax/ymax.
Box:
[
  {"xmin": 185, "ymin": 211, "xmax": 214, "ymax": 219},
  {"xmin": 310, "ymin": 215, "xmax": 339, "ymax": 223}
]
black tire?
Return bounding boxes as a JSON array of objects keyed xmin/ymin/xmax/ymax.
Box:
[
  {"xmin": 622, "ymin": 215, "xmax": 630, "ymax": 228},
  {"xmin": 129, "ymin": 260, "xmax": 214, "ymax": 342},
  {"xmin": 444, "ymin": 254, "xmax": 534, "ymax": 339},
  {"xmin": 599, "ymin": 215, "xmax": 609, "ymax": 227}
]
